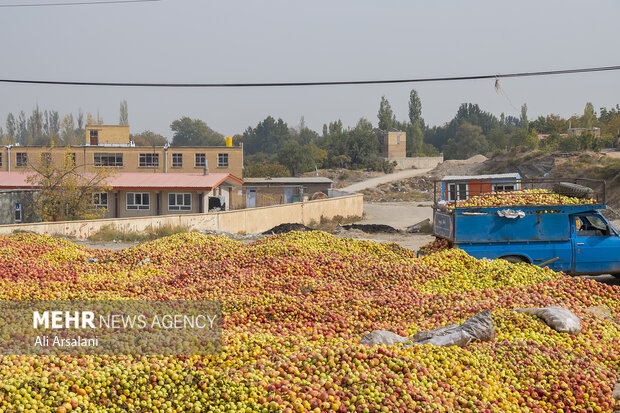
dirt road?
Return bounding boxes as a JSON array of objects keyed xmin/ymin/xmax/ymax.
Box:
[
  {"xmin": 361, "ymin": 201, "xmax": 433, "ymax": 229},
  {"xmin": 340, "ymin": 168, "xmax": 433, "ymax": 193}
]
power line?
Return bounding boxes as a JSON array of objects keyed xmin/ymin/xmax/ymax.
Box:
[
  {"xmin": 0, "ymin": 65, "xmax": 619, "ymax": 88},
  {"xmin": 0, "ymin": 0, "xmax": 160, "ymax": 7}
]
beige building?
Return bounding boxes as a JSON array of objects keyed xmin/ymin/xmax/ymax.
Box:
[
  {"xmin": 234, "ymin": 177, "xmax": 333, "ymax": 209},
  {"xmin": 0, "ymin": 145, "xmax": 243, "ymax": 178},
  {"xmin": 85, "ymin": 125, "xmax": 131, "ymax": 146},
  {"xmin": 0, "ymin": 124, "xmax": 243, "ymax": 178},
  {"xmin": 376, "ymin": 130, "xmax": 407, "ymax": 159}
]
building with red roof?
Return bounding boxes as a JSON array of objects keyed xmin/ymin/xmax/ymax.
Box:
[{"xmin": 0, "ymin": 171, "xmax": 242, "ymax": 222}]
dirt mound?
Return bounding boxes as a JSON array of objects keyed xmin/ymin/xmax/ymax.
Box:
[
  {"xmin": 341, "ymin": 223, "xmax": 400, "ymax": 234},
  {"xmin": 430, "ymin": 155, "xmax": 488, "ymax": 177},
  {"xmin": 361, "ymin": 176, "xmax": 433, "ymax": 202},
  {"xmin": 262, "ymin": 223, "xmax": 312, "ymax": 235}
]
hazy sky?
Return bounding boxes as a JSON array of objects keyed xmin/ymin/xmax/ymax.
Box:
[{"xmin": 1, "ymin": 0, "xmax": 619, "ymax": 140}]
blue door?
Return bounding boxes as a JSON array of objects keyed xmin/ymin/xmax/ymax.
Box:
[{"xmin": 571, "ymin": 214, "xmax": 620, "ymax": 275}]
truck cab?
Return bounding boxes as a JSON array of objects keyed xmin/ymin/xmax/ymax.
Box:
[{"xmin": 571, "ymin": 213, "xmax": 620, "ymax": 275}]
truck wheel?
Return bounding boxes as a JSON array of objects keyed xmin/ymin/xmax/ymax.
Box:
[
  {"xmin": 501, "ymin": 255, "xmax": 528, "ymax": 264},
  {"xmin": 553, "ymin": 182, "xmax": 594, "ymax": 199}
]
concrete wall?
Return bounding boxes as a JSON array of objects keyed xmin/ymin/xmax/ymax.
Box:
[
  {"xmin": 0, "ymin": 146, "xmax": 243, "ymax": 178},
  {"xmin": 391, "ymin": 156, "xmax": 444, "ymax": 170},
  {"xmin": 0, "ymin": 194, "xmax": 363, "ymax": 238}
]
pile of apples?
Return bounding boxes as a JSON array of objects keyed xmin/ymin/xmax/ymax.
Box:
[
  {"xmin": 447, "ymin": 189, "xmax": 596, "ymax": 209},
  {"xmin": 418, "ymin": 238, "xmax": 451, "ymax": 255},
  {"xmin": 0, "ymin": 232, "xmax": 618, "ymax": 412}
]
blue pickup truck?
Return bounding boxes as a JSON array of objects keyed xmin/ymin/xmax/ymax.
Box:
[{"xmin": 432, "ymin": 179, "xmax": 620, "ymax": 277}]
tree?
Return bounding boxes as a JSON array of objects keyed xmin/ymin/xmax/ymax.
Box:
[
  {"xmin": 509, "ymin": 129, "xmax": 538, "ymax": 150},
  {"xmin": 345, "ymin": 118, "xmax": 379, "ymax": 167},
  {"xmin": 131, "ymin": 130, "xmax": 167, "ymax": 146},
  {"xmin": 408, "ymin": 90, "xmax": 422, "ymax": 126},
  {"xmin": 244, "ymin": 162, "xmax": 291, "ymax": 178},
  {"xmin": 487, "ymin": 128, "xmax": 508, "ymax": 151},
  {"xmin": 60, "ymin": 114, "xmax": 76, "ymax": 146},
  {"xmin": 76, "ymin": 109, "xmax": 85, "ymax": 142},
  {"xmin": 377, "ymin": 96, "xmax": 394, "ymax": 130},
  {"xmin": 119, "ymin": 100, "xmax": 129, "ymax": 126},
  {"xmin": 277, "ymin": 140, "xmax": 313, "ymax": 176},
  {"xmin": 17, "ymin": 111, "xmax": 28, "ymax": 145},
  {"xmin": 49, "ymin": 111, "xmax": 60, "ymax": 144},
  {"xmin": 582, "ymin": 102, "xmax": 596, "ymax": 128},
  {"xmin": 241, "ymin": 116, "xmax": 290, "ymax": 155},
  {"xmin": 26, "ymin": 148, "xmax": 113, "ymax": 221},
  {"xmin": 407, "ymin": 90, "xmax": 424, "ymax": 155},
  {"xmin": 5, "ymin": 113, "xmax": 16, "ymax": 142},
  {"xmin": 29, "ymin": 105, "xmax": 45, "ymax": 145},
  {"xmin": 170, "ymin": 117, "xmax": 224, "ymax": 146},
  {"xmin": 520, "ymin": 103, "xmax": 529, "ymax": 132},
  {"xmin": 442, "ymin": 122, "xmax": 487, "ymax": 159}
]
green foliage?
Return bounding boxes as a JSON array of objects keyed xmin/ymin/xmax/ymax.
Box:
[
  {"xmin": 408, "ymin": 90, "xmax": 422, "ymax": 126},
  {"xmin": 243, "ymin": 162, "xmax": 291, "ymax": 178},
  {"xmin": 509, "ymin": 129, "xmax": 538, "ymax": 151},
  {"xmin": 131, "ymin": 130, "xmax": 167, "ymax": 146},
  {"xmin": 426, "ymin": 103, "xmax": 500, "ymax": 151},
  {"xmin": 377, "ymin": 96, "xmax": 394, "ymax": 130},
  {"xmin": 277, "ymin": 140, "xmax": 314, "ymax": 176},
  {"xmin": 520, "ymin": 103, "xmax": 529, "ymax": 132},
  {"xmin": 443, "ymin": 122, "xmax": 487, "ymax": 160},
  {"xmin": 170, "ymin": 117, "xmax": 224, "ymax": 146},
  {"xmin": 365, "ymin": 158, "xmax": 397, "ymax": 173},
  {"xmin": 530, "ymin": 114, "xmax": 568, "ymax": 134},
  {"xmin": 242, "ymin": 116, "xmax": 290, "ymax": 155},
  {"xmin": 557, "ymin": 134, "xmax": 580, "ymax": 151},
  {"xmin": 582, "ymin": 102, "xmax": 596, "ymax": 128}
]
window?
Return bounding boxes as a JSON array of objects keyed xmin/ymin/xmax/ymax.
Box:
[
  {"xmin": 41, "ymin": 152, "xmax": 52, "ymax": 165},
  {"xmin": 576, "ymin": 215, "xmax": 610, "ymax": 237},
  {"xmin": 126, "ymin": 193, "xmax": 150, "ymax": 210},
  {"xmin": 494, "ymin": 184, "xmax": 515, "ymax": 192},
  {"xmin": 93, "ymin": 193, "xmax": 108, "ymax": 208},
  {"xmin": 397, "ymin": 135, "xmax": 401, "ymax": 144},
  {"xmin": 217, "ymin": 153, "xmax": 228, "ymax": 167},
  {"xmin": 15, "ymin": 203, "xmax": 22, "ymax": 223},
  {"xmin": 68, "ymin": 153, "xmax": 76, "ymax": 167},
  {"xmin": 0, "ymin": 152, "xmax": 3, "ymax": 166},
  {"xmin": 94, "ymin": 153, "xmax": 123, "ymax": 167},
  {"xmin": 195, "ymin": 153, "xmax": 206, "ymax": 167},
  {"xmin": 16, "ymin": 153, "xmax": 27, "ymax": 167},
  {"xmin": 89, "ymin": 129, "xmax": 99, "ymax": 145},
  {"xmin": 447, "ymin": 183, "xmax": 468, "ymax": 201},
  {"xmin": 139, "ymin": 153, "xmax": 159, "ymax": 168},
  {"xmin": 168, "ymin": 193, "xmax": 191, "ymax": 211},
  {"xmin": 172, "ymin": 153, "xmax": 183, "ymax": 167}
]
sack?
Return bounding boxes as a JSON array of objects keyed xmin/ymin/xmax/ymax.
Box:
[
  {"xmin": 515, "ymin": 306, "xmax": 581, "ymax": 334},
  {"xmin": 360, "ymin": 330, "xmax": 409, "ymax": 346},
  {"xmin": 408, "ymin": 310, "xmax": 495, "ymax": 347}
]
